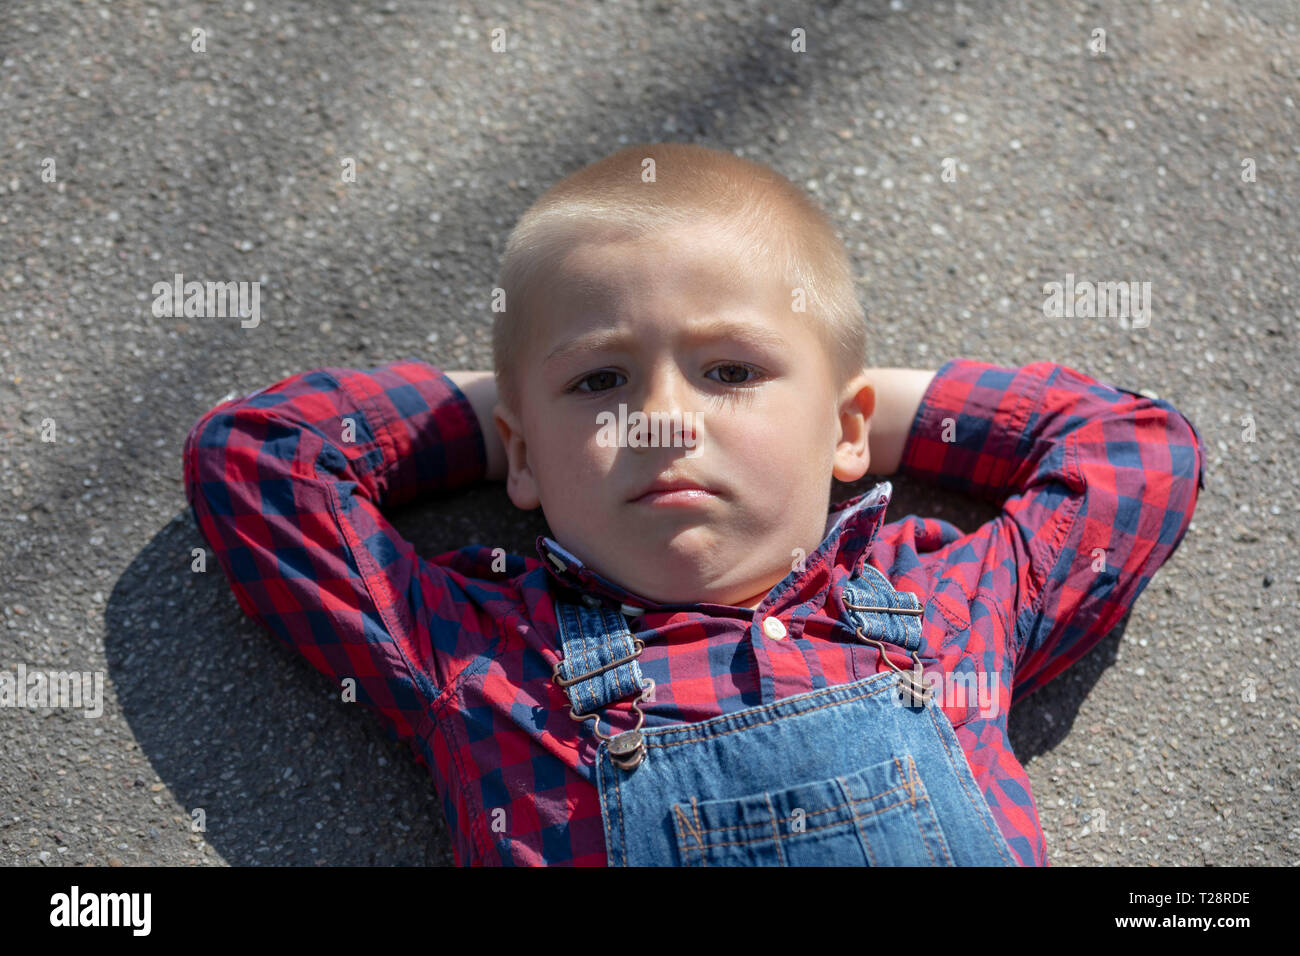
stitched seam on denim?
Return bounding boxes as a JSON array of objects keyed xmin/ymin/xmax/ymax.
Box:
[
  {"xmin": 644, "ymin": 681, "xmax": 899, "ymax": 754},
  {"xmin": 891, "ymin": 754, "xmax": 907, "ymax": 796},
  {"xmin": 763, "ymin": 792, "xmax": 786, "ymax": 866},
  {"xmin": 859, "ymin": 819, "xmax": 878, "ymax": 865},
  {"xmin": 616, "ymin": 749, "xmax": 629, "ymax": 864},
  {"xmin": 597, "ymin": 755, "xmax": 614, "ymax": 865},
  {"xmin": 559, "ymin": 605, "xmax": 585, "ymax": 706},
  {"xmin": 609, "ymin": 624, "xmax": 641, "ymax": 699},
  {"xmin": 897, "ymin": 754, "xmax": 937, "ymax": 866},
  {"xmin": 598, "ymin": 622, "xmax": 623, "ymax": 699},
  {"xmin": 602, "ymin": 622, "xmax": 627, "ymax": 698},
  {"xmin": 574, "ymin": 606, "xmax": 599, "ymax": 712},
  {"xmin": 686, "ymin": 758, "xmax": 935, "ymax": 847},
  {"xmin": 914, "ymin": 753, "xmax": 955, "ymax": 865},
  {"xmin": 835, "ymin": 773, "xmax": 876, "ymax": 865},
  {"xmin": 683, "ymin": 780, "xmax": 918, "ymax": 838},
  {"xmin": 891, "ymin": 754, "xmax": 934, "ymax": 866},
  {"xmin": 598, "ymin": 752, "xmax": 627, "ymax": 866},
  {"xmin": 577, "ymin": 605, "xmax": 598, "ymax": 710},
  {"xmin": 683, "ymin": 799, "xmax": 862, "ymax": 837},
  {"xmin": 927, "ymin": 703, "xmax": 1013, "ymax": 862},
  {"xmin": 642, "ymin": 671, "xmax": 889, "ymax": 743},
  {"xmin": 674, "ymin": 817, "xmax": 696, "ymax": 865},
  {"xmin": 597, "ymin": 753, "xmax": 615, "ymax": 865},
  {"xmin": 674, "ymin": 802, "xmax": 701, "ymax": 853},
  {"xmin": 687, "ymin": 796, "xmax": 936, "ymax": 851},
  {"xmin": 611, "ymin": 615, "xmax": 640, "ymax": 696},
  {"xmin": 705, "ymin": 796, "xmax": 922, "ymax": 842},
  {"xmin": 671, "ymin": 799, "xmax": 707, "ymax": 866}
]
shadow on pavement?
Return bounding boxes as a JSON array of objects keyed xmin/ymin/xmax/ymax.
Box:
[{"xmin": 102, "ymin": 482, "xmax": 546, "ymax": 867}]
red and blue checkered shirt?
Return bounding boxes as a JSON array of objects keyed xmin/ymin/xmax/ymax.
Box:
[{"xmin": 182, "ymin": 357, "xmax": 1205, "ymax": 866}]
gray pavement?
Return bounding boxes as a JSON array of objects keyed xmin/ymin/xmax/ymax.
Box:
[{"xmin": 1, "ymin": 0, "xmax": 1296, "ymax": 866}]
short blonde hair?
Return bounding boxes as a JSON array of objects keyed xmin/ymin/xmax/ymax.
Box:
[{"xmin": 492, "ymin": 142, "xmax": 866, "ymax": 414}]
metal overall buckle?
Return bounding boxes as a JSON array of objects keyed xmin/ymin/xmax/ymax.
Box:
[
  {"xmin": 552, "ymin": 638, "xmax": 656, "ymax": 771},
  {"xmin": 844, "ymin": 599, "xmax": 934, "ymax": 708}
]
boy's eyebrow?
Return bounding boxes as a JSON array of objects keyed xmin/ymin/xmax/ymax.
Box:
[{"xmin": 545, "ymin": 319, "xmax": 787, "ymax": 365}]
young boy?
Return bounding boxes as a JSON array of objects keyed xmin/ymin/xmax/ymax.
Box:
[{"xmin": 183, "ymin": 142, "xmax": 1205, "ymax": 866}]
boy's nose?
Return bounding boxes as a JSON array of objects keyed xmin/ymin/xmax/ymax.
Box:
[
  {"xmin": 630, "ymin": 367, "xmax": 699, "ymax": 451},
  {"xmin": 637, "ymin": 365, "xmax": 690, "ymax": 416}
]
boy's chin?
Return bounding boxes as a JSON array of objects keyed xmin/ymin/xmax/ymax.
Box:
[{"xmin": 621, "ymin": 561, "xmax": 779, "ymax": 609}]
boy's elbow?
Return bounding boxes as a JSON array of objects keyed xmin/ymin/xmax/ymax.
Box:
[
  {"xmin": 182, "ymin": 404, "xmax": 247, "ymax": 511},
  {"xmin": 1162, "ymin": 403, "xmax": 1206, "ymax": 496},
  {"xmin": 1121, "ymin": 394, "xmax": 1204, "ymax": 492},
  {"xmin": 1146, "ymin": 403, "xmax": 1205, "ymax": 555}
]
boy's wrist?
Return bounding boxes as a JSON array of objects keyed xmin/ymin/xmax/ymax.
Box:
[
  {"xmin": 446, "ymin": 370, "xmax": 507, "ymax": 482},
  {"xmin": 862, "ymin": 367, "xmax": 938, "ymax": 476}
]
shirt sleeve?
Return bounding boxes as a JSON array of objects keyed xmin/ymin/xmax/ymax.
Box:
[
  {"xmin": 898, "ymin": 358, "xmax": 1206, "ymax": 703},
  {"xmin": 181, "ymin": 359, "xmax": 489, "ymax": 745}
]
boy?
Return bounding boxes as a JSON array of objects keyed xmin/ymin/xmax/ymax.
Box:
[{"xmin": 183, "ymin": 142, "xmax": 1205, "ymax": 865}]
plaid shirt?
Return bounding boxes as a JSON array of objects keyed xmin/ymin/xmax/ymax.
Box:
[{"xmin": 182, "ymin": 357, "xmax": 1205, "ymax": 866}]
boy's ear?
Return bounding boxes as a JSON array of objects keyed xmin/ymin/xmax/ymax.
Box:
[
  {"xmin": 493, "ymin": 402, "xmax": 542, "ymax": 510},
  {"xmin": 831, "ymin": 372, "xmax": 875, "ymax": 483}
]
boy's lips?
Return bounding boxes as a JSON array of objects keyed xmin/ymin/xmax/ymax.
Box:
[{"xmin": 627, "ymin": 476, "xmax": 720, "ymax": 504}]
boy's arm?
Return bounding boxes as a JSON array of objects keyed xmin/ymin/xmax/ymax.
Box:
[
  {"xmin": 896, "ymin": 359, "xmax": 1206, "ymax": 703},
  {"xmin": 182, "ymin": 359, "xmax": 490, "ymax": 746}
]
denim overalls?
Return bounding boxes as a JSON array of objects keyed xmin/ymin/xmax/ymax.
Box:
[{"xmin": 550, "ymin": 557, "xmax": 1016, "ymax": 866}]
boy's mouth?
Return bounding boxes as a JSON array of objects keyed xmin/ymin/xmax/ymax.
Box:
[
  {"xmin": 631, "ymin": 488, "xmax": 718, "ymax": 507},
  {"xmin": 628, "ymin": 475, "xmax": 719, "ymax": 505}
]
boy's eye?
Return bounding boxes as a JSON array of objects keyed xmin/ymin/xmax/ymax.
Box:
[
  {"xmin": 569, "ymin": 370, "xmax": 627, "ymax": 393},
  {"xmin": 567, "ymin": 364, "xmax": 761, "ymax": 394},
  {"xmin": 707, "ymin": 364, "xmax": 758, "ymax": 385}
]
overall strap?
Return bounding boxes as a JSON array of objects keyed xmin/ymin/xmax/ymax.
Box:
[
  {"xmin": 553, "ymin": 596, "xmax": 647, "ymax": 717},
  {"xmin": 840, "ymin": 561, "xmax": 930, "ymax": 706},
  {"xmin": 841, "ymin": 561, "xmax": 924, "ymax": 652}
]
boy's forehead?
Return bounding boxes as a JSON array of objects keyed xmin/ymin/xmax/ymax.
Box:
[
  {"xmin": 542, "ymin": 222, "xmax": 775, "ymax": 319},
  {"xmin": 519, "ymin": 219, "xmax": 815, "ymax": 383}
]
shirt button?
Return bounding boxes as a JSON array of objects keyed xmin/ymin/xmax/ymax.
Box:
[{"xmin": 762, "ymin": 617, "xmax": 787, "ymax": 640}]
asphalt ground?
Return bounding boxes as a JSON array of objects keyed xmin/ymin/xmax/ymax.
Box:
[{"xmin": 1, "ymin": 0, "xmax": 1296, "ymax": 867}]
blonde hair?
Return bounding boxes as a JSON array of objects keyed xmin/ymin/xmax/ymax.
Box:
[{"xmin": 492, "ymin": 142, "xmax": 866, "ymax": 414}]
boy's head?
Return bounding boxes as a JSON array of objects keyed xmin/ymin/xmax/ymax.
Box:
[{"xmin": 491, "ymin": 142, "xmax": 876, "ymax": 609}]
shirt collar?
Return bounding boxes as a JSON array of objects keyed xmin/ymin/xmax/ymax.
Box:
[{"xmin": 535, "ymin": 480, "xmax": 895, "ymax": 614}]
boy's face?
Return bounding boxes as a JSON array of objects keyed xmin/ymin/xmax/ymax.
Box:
[{"xmin": 494, "ymin": 219, "xmax": 874, "ymax": 610}]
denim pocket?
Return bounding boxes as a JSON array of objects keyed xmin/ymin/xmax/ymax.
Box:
[{"xmin": 671, "ymin": 753, "xmax": 955, "ymax": 866}]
